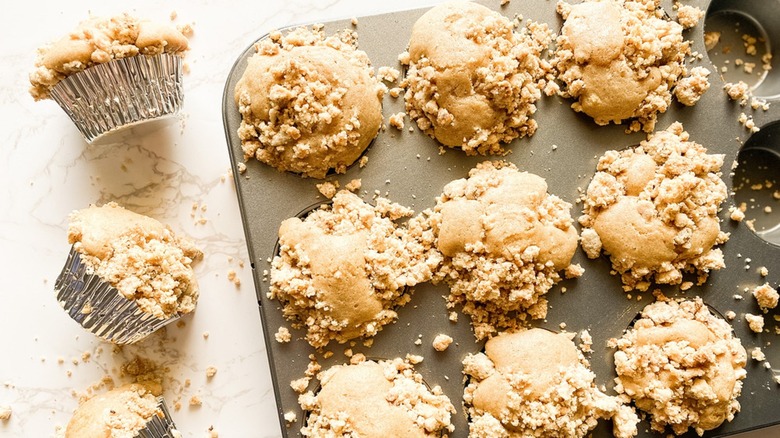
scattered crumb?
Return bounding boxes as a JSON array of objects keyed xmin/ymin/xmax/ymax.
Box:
[
  {"xmin": 226, "ymin": 269, "xmax": 241, "ymax": 287},
  {"xmin": 316, "ymin": 181, "xmax": 339, "ymax": 199},
  {"xmin": 724, "ymin": 81, "xmax": 750, "ymax": 105},
  {"xmin": 284, "ymin": 411, "xmax": 297, "ymax": 424},
  {"xmin": 414, "ymin": 338, "xmax": 423, "ymax": 346},
  {"xmin": 449, "ymin": 312, "xmax": 458, "ymax": 322},
  {"xmin": 290, "ymin": 377, "xmax": 310, "ymax": 393},
  {"xmin": 275, "ymin": 326, "xmax": 292, "ymax": 343},
  {"xmin": 344, "ymin": 179, "xmax": 361, "ymax": 192},
  {"xmin": 579, "ymin": 329, "xmax": 593, "ymax": 353},
  {"xmin": 432, "ymin": 334, "xmax": 453, "ymax": 352},
  {"xmin": 759, "ymin": 267, "xmax": 768, "ymax": 277},
  {"xmin": 389, "ymin": 87, "xmax": 403, "ymax": 98},
  {"xmin": 206, "ymin": 366, "xmax": 217, "ymax": 379},
  {"xmin": 725, "ymin": 310, "xmax": 736, "ymax": 320},
  {"xmin": 202, "ymin": 331, "xmax": 210, "ymax": 339},
  {"xmin": 745, "ymin": 313, "xmax": 765, "ymax": 333},
  {"xmin": 237, "ymin": 162, "xmax": 247, "ymax": 174},
  {"xmin": 351, "ymin": 17, "xmax": 358, "ymax": 27},
  {"xmin": 377, "ymin": 66, "xmax": 400, "ymax": 83},
  {"xmin": 177, "ymin": 23, "xmax": 194, "ymax": 38},
  {"xmin": 704, "ymin": 31, "xmax": 721, "ymax": 51},
  {"xmin": 676, "ymin": 5, "xmax": 704, "ymax": 29},
  {"xmin": 753, "ymin": 283, "xmax": 779, "ymax": 311},
  {"xmin": 729, "ymin": 205, "xmax": 745, "ymax": 222},
  {"xmin": 751, "ymin": 347, "xmax": 766, "ymax": 362},
  {"xmin": 359, "ymin": 156, "xmax": 369, "ymax": 168},
  {"xmin": 388, "ymin": 112, "xmax": 405, "ymax": 130},
  {"xmin": 0, "ymin": 406, "xmax": 11, "ymax": 421},
  {"xmin": 189, "ymin": 395, "xmax": 202, "ymax": 407}
]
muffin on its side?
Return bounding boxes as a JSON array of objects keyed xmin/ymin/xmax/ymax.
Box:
[
  {"xmin": 29, "ymin": 13, "xmax": 189, "ymax": 143},
  {"xmin": 65, "ymin": 383, "xmax": 179, "ymax": 438},
  {"xmin": 401, "ymin": 2, "xmax": 553, "ymax": 155},
  {"xmin": 57, "ymin": 202, "xmax": 202, "ymax": 344},
  {"xmin": 235, "ymin": 26, "xmax": 384, "ymax": 178}
]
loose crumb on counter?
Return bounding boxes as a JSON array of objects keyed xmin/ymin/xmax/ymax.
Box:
[
  {"xmin": 206, "ymin": 366, "xmax": 217, "ymax": 379},
  {"xmin": 0, "ymin": 406, "xmax": 11, "ymax": 421},
  {"xmin": 189, "ymin": 395, "xmax": 202, "ymax": 407}
]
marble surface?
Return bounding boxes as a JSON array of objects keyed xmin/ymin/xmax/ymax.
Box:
[{"xmin": 0, "ymin": 0, "xmax": 777, "ymax": 437}]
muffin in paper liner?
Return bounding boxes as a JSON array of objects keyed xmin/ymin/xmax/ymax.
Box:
[
  {"xmin": 49, "ymin": 53, "xmax": 183, "ymax": 145},
  {"xmin": 55, "ymin": 246, "xmax": 179, "ymax": 345},
  {"xmin": 138, "ymin": 397, "xmax": 182, "ymax": 438}
]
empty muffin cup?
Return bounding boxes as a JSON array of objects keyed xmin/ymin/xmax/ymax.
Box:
[{"xmin": 705, "ymin": 0, "xmax": 780, "ymax": 99}]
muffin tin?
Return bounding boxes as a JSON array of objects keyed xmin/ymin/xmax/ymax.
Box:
[{"xmin": 222, "ymin": 0, "xmax": 780, "ymax": 436}]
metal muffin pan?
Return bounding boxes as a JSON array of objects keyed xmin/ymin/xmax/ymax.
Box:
[{"xmin": 222, "ymin": 0, "xmax": 780, "ymax": 436}]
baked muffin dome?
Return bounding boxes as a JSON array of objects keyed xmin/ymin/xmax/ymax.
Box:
[{"xmin": 235, "ymin": 27, "xmax": 384, "ymax": 178}]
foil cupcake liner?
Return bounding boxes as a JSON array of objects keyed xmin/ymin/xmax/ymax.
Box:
[
  {"xmin": 49, "ymin": 53, "xmax": 183, "ymax": 145},
  {"xmin": 55, "ymin": 246, "xmax": 178, "ymax": 344},
  {"xmin": 138, "ymin": 398, "xmax": 181, "ymax": 438}
]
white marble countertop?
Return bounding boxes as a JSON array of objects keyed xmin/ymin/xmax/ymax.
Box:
[{"xmin": 0, "ymin": 1, "xmax": 777, "ymax": 437}]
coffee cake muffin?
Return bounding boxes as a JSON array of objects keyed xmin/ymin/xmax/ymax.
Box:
[
  {"xmin": 29, "ymin": 13, "xmax": 189, "ymax": 143},
  {"xmin": 299, "ymin": 357, "xmax": 455, "ymax": 436},
  {"xmin": 401, "ymin": 2, "xmax": 553, "ymax": 155},
  {"xmin": 464, "ymin": 329, "xmax": 639, "ymax": 438},
  {"xmin": 57, "ymin": 202, "xmax": 202, "ymax": 343},
  {"xmin": 425, "ymin": 161, "xmax": 581, "ymax": 339},
  {"xmin": 270, "ymin": 191, "xmax": 440, "ymax": 348},
  {"xmin": 579, "ymin": 122, "xmax": 728, "ymax": 291},
  {"xmin": 65, "ymin": 383, "xmax": 179, "ymax": 438},
  {"xmin": 235, "ymin": 26, "xmax": 384, "ymax": 178},
  {"xmin": 614, "ymin": 298, "xmax": 747, "ymax": 435},
  {"xmin": 554, "ymin": 0, "xmax": 702, "ymax": 132}
]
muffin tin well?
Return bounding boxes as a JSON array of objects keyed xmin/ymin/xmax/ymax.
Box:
[{"xmin": 223, "ymin": 1, "xmax": 780, "ymax": 436}]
